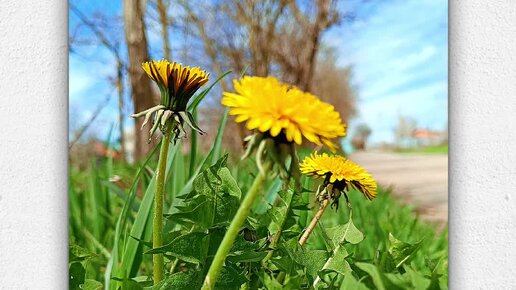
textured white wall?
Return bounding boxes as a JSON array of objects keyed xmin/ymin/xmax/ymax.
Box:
[
  {"xmin": 1, "ymin": 0, "xmax": 516, "ymax": 289},
  {"xmin": 449, "ymin": 1, "xmax": 516, "ymax": 289},
  {"xmin": 0, "ymin": 0, "xmax": 68, "ymax": 288}
]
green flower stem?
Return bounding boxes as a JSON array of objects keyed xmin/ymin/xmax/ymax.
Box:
[
  {"xmin": 264, "ymin": 146, "xmax": 301, "ymax": 262},
  {"xmin": 153, "ymin": 127, "xmax": 173, "ymax": 284},
  {"xmin": 263, "ymin": 178, "xmax": 294, "ymax": 263},
  {"xmin": 202, "ymin": 162, "xmax": 271, "ymax": 290},
  {"xmin": 298, "ymin": 185, "xmax": 331, "ymax": 246}
]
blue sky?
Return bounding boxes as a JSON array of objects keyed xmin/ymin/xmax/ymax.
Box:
[
  {"xmin": 69, "ymin": 0, "xmax": 448, "ymax": 145},
  {"xmin": 69, "ymin": 1, "xmax": 123, "ymax": 140},
  {"xmin": 328, "ymin": 0, "xmax": 448, "ymax": 144}
]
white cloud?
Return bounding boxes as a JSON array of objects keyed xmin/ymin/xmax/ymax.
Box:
[{"xmin": 326, "ymin": 0, "xmax": 448, "ymax": 144}]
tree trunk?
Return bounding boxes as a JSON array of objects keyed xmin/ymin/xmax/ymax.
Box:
[
  {"xmin": 157, "ymin": 0, "xmax": 171, "ymax": 60},
  {"xmin": 116, "ymin": 59, "xmax": 126, "ymax": 159},
  {"xmin": 301, "ymin": 0, "xmax": 331, "ymax": 92},
  {"xmin": 123, "ymin": 0, "xmax": 156, "ymax": 161}
]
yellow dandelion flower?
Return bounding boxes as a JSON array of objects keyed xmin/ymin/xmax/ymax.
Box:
[
  {"xmin": 142, "ymin": 59, "xmax": 209, "ymax": 111},
  {"xmin": 300, "ymin": 152, "xmax": 377, "ymax": 200},
  {"xmin": 133, "ymin": 59, "xmax": 210, "ymax": 141},
  {"xmin": 222, "ymin": 76, "xmax": 346, "ymax": 152}
]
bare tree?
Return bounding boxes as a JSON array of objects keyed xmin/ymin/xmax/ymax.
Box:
[
  {"xmin": 68, "ymin": 90, "xmax": 114, "ymax": 150},
  {"xmin": 141, "ymin": 0, "xmax": 357, "ymax": 153},
  {"xmin": 284, "ymin": 0, "xmax": 340, "ymax": 91},
  {"xmin": 175, "ymin": 0, "xmax": 350, "ymax": 149},
  {"xmin": 312, "ymin": 48, "xmax": 356, "ymax": 123},
  {"xmin": 351, "ymin": 123, "xmax": 372, "ymax": 151},
  {"xmin": 156, "ymin": 0, "xmax": 171, "ymax": 60},
  {"xmin": 179, "ymin": 0, "xmax": 229, "ymax": 91},
  {"xmin": 123, "ymin": 0, "xmax": 158, "ymax": 161},
  {"xmin": 69, "ymin": 4, "xmax": 128, "ymax": 158},
  {"xmin": 395, "ymin": 115, "xmax": 417, "ymax": 148}
]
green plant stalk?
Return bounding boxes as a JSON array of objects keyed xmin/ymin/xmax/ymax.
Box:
[
  {"xmin": 188, "ymin": 110, "xmax": 198, "ymax": 179},
  {"xmin": 264, "ymin": 148, "xmax": 300, "ymax": 262},
  {"xmin": 202, "ymin": 162, "xmax": 271, "ymax": 290},
  {"xmin": 299, "ymin": 186, "xmax": 332, "ymax": 246},
  {"xmin": 153, "ymin": 127, "xmax": 173, "ymax": 284},
  {"xmin": 263, "ymin": 179, "xmax": 294, "ymax": 263}
]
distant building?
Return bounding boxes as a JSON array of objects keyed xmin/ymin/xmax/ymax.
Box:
[{"xmin": 412, "ymin": 129, "xmax": 447, "ymax": 147}]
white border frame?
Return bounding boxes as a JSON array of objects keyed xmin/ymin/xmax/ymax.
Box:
[
  {"xmin": 448, "ymin": 1, "xmax": 516, "ymax": 289},
  {"xmin": 0, "ymin": 0, "xmax": 68, "ymax": 288}
]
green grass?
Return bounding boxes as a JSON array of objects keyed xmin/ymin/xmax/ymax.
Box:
[
  {"xmin": 69, "ymin": 149, "xmax": 447, "ymax": 290},
  {"xmin": 395, "ymin": 144, "xmax": 448, "ymax": 154}
]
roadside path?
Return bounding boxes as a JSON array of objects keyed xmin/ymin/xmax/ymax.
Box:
[{"xmin": 349, "ymin": 151, "xmax": 448, "ymax": 227}]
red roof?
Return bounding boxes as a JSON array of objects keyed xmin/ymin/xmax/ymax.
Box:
[{"xmin": 413, "ymin": 129, "xmax": 442, "ymax": 139}]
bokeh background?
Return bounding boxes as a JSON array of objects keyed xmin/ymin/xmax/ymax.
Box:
[
  {"xmin": 69, "ymin": 0, "xmax": 447, "ymax": 155},
  {"xmin": 69, "ymin": 0, "xmax": 448, "ymax": 224}
]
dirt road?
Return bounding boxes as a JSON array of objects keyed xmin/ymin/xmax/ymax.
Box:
[{"xmin": 349, "ymin": 151, "xmax": 448, "ymax": 227}]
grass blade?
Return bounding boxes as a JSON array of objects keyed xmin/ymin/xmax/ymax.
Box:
[
  {"xmin": 117, "ymin": 142, "xmax": 179, "ymax": 277},
  {"xmin": 106, "ymin": 143, "xmax": 161, "ymax": 289},
  {"xmin": 188, "ymin": 71, "xmax": 231, "ymax": 112}
]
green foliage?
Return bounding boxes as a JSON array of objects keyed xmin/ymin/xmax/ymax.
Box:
[
  {"xmin": 169, "ymin": 155, "xmax": 242, "ymax": 229},
  {"xmin": 69, "ymin": 76, "xmax": 447, "ymax": 289},
  {"xmin": 395, "ymin": 144, "xmax": 448, "ymax": 154},
  {"xmin": 69, "ymin": 148, "xmax": 448, "ymax": 289}
]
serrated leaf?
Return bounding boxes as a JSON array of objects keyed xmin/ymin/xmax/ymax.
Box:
[
  {"xmin": 81, "ymin": 279, "xmax": 103, "ymax": 290},
  {"xmin": 170, "ymin": 155, "xmax": 242, "ymax": 229},
  {"xmin": 167, "ymin": 197, "xmax": 213, "ymax": 228},
  {"xmin": 292, "ymin": 249, "xmax": 328, "ymax": 281},
  {"xmin": 291, "ymin": 190, "xmax": 310, "ymax": 211},
  {"xmin": 388, "ymin": 233, "xmax": 423, "ymax": 268},
  {"xmin": 69, "ymin": 244, "xmax": 94, "ymax": 263},
  {"xmin": 205, "ymin": 226, "xmax": 266, "ymax": 263},
  {"xmin": 228, "ymin": 250, "xmax": 268, "ymax": 263},
  {"xmin": 215, "ymin": 265, "xmax": 248, "ymax": 290},
  {"xmin": 271, "ymin": 254, "xmax": 296, "ymax": 273},
  {"xmin": 227, "ymin": 237, "xmax": 266, "ymax": 262},
  {"xmin": 144, "ymin": 270, "xmax": 203, "ymax": 290},
  {"xmin": 111, "ymin": 277, "xmax": 147, "ymax": 289},
  {"xmin": 311, "ymin": 215, "xmax": 364, "ymax": 286},
  {"xmin": 268, "ymin": 189, "xmax": 296, "ymax": 233},
  {"xmin": 145, "ymin": 231, "xmax": 208, "ymax": 264},
  {"xmin": 425, "ymin": 258, "xmax": 444, "ymax": 290},
  {"xmin": 326, "ymin": 217, "xmax": 364, "ymax": 247},
  {"xmin": 322, "ymin": 247, "xmax": 352, "ymax": 276},
  {"xmin": 378, "ymin": 250, "xmax": 397, "ymax": 273}
]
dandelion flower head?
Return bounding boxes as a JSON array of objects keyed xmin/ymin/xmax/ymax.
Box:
[
  {"xmin": 142, "ymin": 59, "xmax": 209, "ymax": 111},
  {"xmin": 133, "ymin": 59, "xmax": 209, "ymax": 141},
  {"xmin": 300, "ymin": 152, "xmax": 377, "ymax": 200},
  {"xmin": 222, "ymin": 76, "xmax": 346, "ymax": 152}
]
